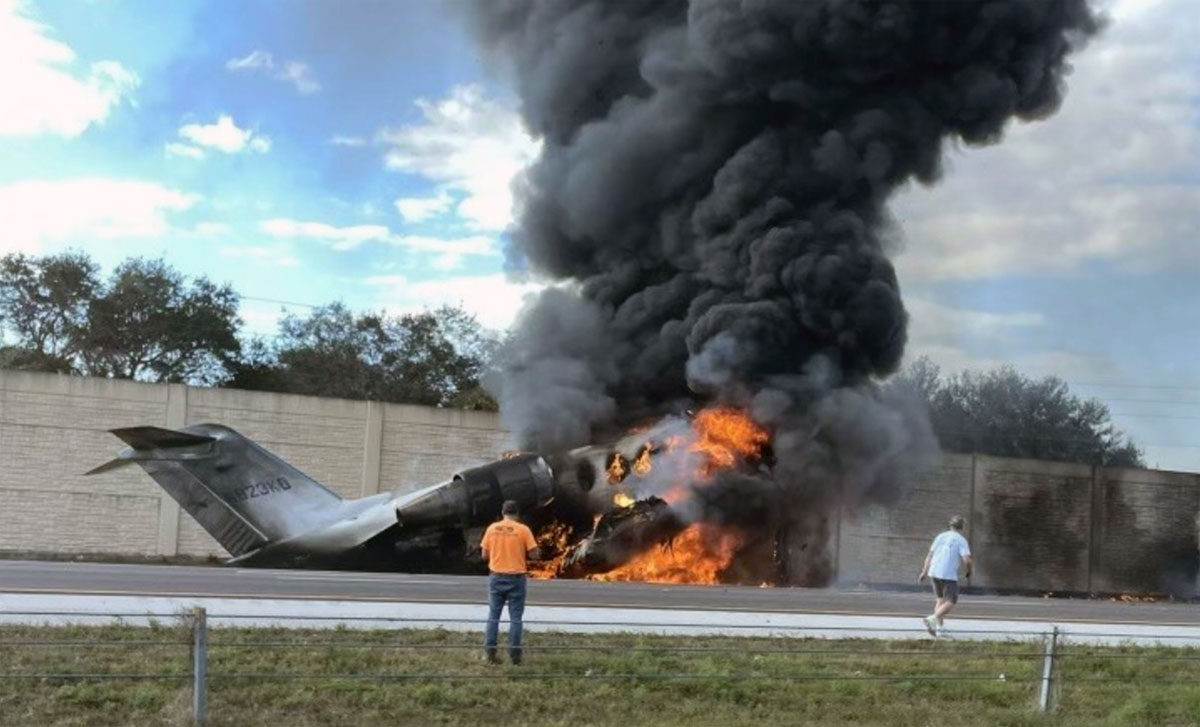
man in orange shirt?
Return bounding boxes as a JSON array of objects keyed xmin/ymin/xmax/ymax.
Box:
[{"xmin": 480, "ymin": 500, "xmax": 539, "ymax": 665}]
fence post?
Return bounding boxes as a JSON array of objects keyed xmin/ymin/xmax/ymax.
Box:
[
  {"xmin": 1038, "ymin": 626, "xmax": 1059, "ymax": 713},
  {"xmin": 192, "ymin": 607, "xmax": 208, "ymax": 726}
]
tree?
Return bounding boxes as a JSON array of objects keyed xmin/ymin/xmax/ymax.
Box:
[
  {"xmin": 1, "ymin": 251, "xmax": 498, "ymax": 408},
  {"xmin": 226, "ymin": 303, "xmax": 499, "ymax": 409},
  {"xmin": 245, "ymin": 302, "xmax": 382, "ymax": 400},
  {"xmin": 77, "ymin": 258, "xmax": 241, "ymax": 385},
  {"xmin": 222, "ymin": 336, "xmax": 290, "ymax": 392},
  {"xmin": 0, "ymin": 251, "xmax": 99, "ymax": 372},
  {"xmin": 896, "ymin": 357, "xmax": 1144, "ymax": 467}
]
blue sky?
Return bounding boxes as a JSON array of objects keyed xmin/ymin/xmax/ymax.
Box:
[{"xmin": 2, "ymin": 0, "xmax": 1199, "ymax": 471}]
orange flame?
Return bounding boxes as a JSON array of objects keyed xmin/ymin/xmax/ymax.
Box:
[
  {"xmin": 689, "ymin": 407, "xmax": 770, "ymax": 473},
  {"xmin": 661, "ymin": 485, "xmax": 687, "ymax": 505},
  {"xmin": 589, "ymin": 524, "xmax": 742, "ymax": 584},
  {"xmin": 536, "ymin": 408, "xmax": 769, "ymax": 585},
  {"xmin": 606, "ymin": 453, "xmax": 629, "ymax": 484},
  {"xmin": 528, "ymin": 521, "xmax": 573, "ymax": 579},
  {"xmin": 633, "ymin": 443, "xmax": 653, "ymax": 475}
]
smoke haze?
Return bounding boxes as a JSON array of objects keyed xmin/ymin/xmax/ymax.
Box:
[{"xmin": 465, "ymin": 0, "xmax": 1100, "ymax": 580}]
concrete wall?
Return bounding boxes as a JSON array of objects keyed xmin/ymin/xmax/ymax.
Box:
[
  {"xmin": 837, "ymin": 454, "xmax": 1200, "ymax": 595},
  {"xmin": 2, "ymin": 370, "xmax": 1197, "ymax": 593},
  {"xmin": 837, "ymin": 454, "xmax": 974, "ymax": 585},
  {"xmin": 0, "ymin": 371, "xmax": 508, "ymax": 559}
]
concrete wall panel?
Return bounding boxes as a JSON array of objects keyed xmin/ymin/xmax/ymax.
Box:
[
  {"xmin": 972, "ymin": 456, "xmax": 1093, "ymax": 592},
  {"xmin": 1092, "ymin": 468, "xmax": 1200, "ymax": 594},
  {"xmin": 838, "ymin": 454, "xmax": 973, "ymax": 585},
  {"xmin": 378, "ymin": 404, "xmax": 509, "ymax": 494},
  {"xmin": 2, "ymin": 371, "xmax": 1197, "ymax": 595}
]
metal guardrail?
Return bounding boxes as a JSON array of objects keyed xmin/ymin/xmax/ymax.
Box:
[{"xmin": 3, "ymin": 608, "xmax": 1196, "ymax": 725}]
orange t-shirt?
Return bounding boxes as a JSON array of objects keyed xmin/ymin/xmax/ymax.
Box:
[{"xmin": 481, "ymin": 519, "xmax": 537, "ymax": 574}]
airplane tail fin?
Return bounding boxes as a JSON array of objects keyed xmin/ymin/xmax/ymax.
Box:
[
  {"xmin": 89, "ymin": 424, "xmax": 344, "ymax": 557},
  {"xmin": 112, "ymin": 426, "xmax": 218, "ymax": 450},
  {"xmin": 84, "ymin": 426, "xmax": 218, "ymax": 475}
]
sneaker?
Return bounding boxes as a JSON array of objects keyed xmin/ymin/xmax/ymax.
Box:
[
  {"xmin": 922, "ymin": 615, "xmax": 937, "ymax": 636},
  {"xmin": 510, "ymin": 651, "xmax": 522, "ymax": 666},
  {"xmin": 936, "ymin": 625, "xmax": 948, "ymax": 638},
  {"xmin": 484, "ymin": 650, "xmax": 500, "ymax": 665}
]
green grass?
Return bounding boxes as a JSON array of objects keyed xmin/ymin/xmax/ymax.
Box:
[{"xmin": 1, "ymin": 622, "xmax": 1199, "ymax": 726}]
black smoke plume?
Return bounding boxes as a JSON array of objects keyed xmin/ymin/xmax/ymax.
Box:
[{"xmin": 466, "ymin": 0, "xmax": 1100, "ymax": 583}]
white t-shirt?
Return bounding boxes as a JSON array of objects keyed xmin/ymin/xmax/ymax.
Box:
[{"xmin": 928, "ymin": 530, "xmax": 971, "ymax": 581}]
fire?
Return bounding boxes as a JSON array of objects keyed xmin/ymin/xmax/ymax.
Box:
[
  {"xmin": 660, "ymin": 485, "xmax": 687, "ymax": 505},
  {"xmin": 589, "ymin": 524, "xmax": 742, "ymax": 585},
  {"xmin": 606, "ymin": 452, "xmax": 629, "ymax": 484},
  {"xmin": 528, "ymin": 521, "xmax": 573, "ymax": 579},
  {"xmin": 633, "ymin": 442, "xmax": 653, "ymax": 475},
  {"xmin": 1112, "ymin": 593, "xmax": 1163, "ymax": 603},
  {"xmin": 534, "ymin": 407, "xmax": 769, "ymax": 585},
  {"xmin": 689, "ymin": 407, "xmax": 769, "ymax": 472}
]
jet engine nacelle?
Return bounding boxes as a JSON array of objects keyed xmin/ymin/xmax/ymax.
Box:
[{"xmin": 395, "ymin": 454, "xmax": 555, "ymax": 531}]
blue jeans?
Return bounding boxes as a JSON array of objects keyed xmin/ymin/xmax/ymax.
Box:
[{"xmin": 484, "ymin": 573, "xmax": 527, "ymax": 659}]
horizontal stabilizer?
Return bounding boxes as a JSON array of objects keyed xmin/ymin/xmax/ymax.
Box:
[
  {"xmin": 110, "ymin": 426, "xmax": 216, "ymax": 450},
  {"xmin": 84, "ymin": 458, "xmax": 133, "ymax": 476}
]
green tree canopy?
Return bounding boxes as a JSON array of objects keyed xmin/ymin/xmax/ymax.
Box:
[
  {"xmin": 227, "ymin": 303, "xmax": 498, "ymax": 409},
  {"xmin": 896, "ymin": 357, "xmax": 1144, "ymax": 467},
  {"xmin": 0, "ymin": 251, "xmax": 99, "ymax": 372},
  {"xmin": 0, "ymin": 252, "xmax": 241, "ymax": 384},
  {"xmin": 79, "ymin": 258, "xmax": 241, "ymax": 384}
]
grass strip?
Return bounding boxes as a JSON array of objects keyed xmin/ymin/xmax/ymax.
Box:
[{"xmin": 1, "ymin": 623, "xmax": 1198, "ymax": 726}]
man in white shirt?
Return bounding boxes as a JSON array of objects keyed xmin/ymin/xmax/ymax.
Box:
[{"xmin": 917, "ymin": 515, "xmax": 972, "ymax": 637}]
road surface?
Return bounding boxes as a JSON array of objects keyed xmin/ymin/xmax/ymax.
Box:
[{"xmin": 1, "ymin": 559, "xmax": 1195, "ymax": 626}]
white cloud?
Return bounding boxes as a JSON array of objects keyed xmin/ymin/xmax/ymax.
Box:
[
  {"xmin": 176, "ymin": 115, "xmax": 271, "ymax": 155},
  {"xmin": 365, "ymin": 273, "xmax": 545, "ymax": 330},
  {"xmin": 225, "ymin": 49, "xmax": 271, "ymax": 71},
  {"xmin": 226, "ymin": 50, "xmax": 320, "ymax": 94},
  {"xmin": 396, "ymin": 234, "xmax": 498, "ymax": 270},
  {"xmin": 0, "ymin": 0, "xmax": 138, "ymax": 137},
  {"xmin": 259, "ymin": 217, "xmax": 499, "ymax": 267},
  {"xmin": 378, "ymin": 84, "xmax": 541, "ymax": 230},
  {"xmin": 164, "ymin": 141, "xmax": 204, "ymax": 159},
  {"xmin": 906, "ymin": 343, "xmax": 1122, "ymax": 382},
  {"xmin": 259, "ymin": 218, "xmax": 392, "ymax": 251},
  {"xmin": 218, "ymin": 244, "xmax": 300, "ymax": 267},
  {"xmin": 395, "ymin": 189, "xmax": 453, "ymax": 222},
  {"xmin": 329, "ymin": 135, "xmax": 366, "ymax": 147},
  {"xmin": 193, "ymin": 221, "xmax": 230, "ymax": 235},
  {"xmin": 903, "ymin": 297, "xmax": 1049, "ymax": 377},
  {"xmin": 892, "ymin": 0, "xmax": 1200, "ymax": 283},
  {"xmin": 395, "ymin": 234, "xmax": 496, "ymax": 255},
  {"xmin": 906, "ymin": 297, "xmax": 1043, "ymax": 347},
  {"xmin": 0, "ymin": 178, "xmax": 197, "ymax": 254}
]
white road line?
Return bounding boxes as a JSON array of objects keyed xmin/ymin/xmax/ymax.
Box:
[{"xmin": 2, "ymin": 593, "xmax": 1199, "ymax": 647}]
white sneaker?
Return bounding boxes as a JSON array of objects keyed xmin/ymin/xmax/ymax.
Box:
[
  {"xmin": 936, "ymin": 625, "xmax": 948, "ymax": 638},
  {"xmin": 922, "ymin": 615, "xmax": 937, "ymax": 636}
]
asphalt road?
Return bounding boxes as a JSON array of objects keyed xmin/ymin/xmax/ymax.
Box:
[{"xmin": 1, "ymin": 559, "xmax": 1197, "ymax": 625}]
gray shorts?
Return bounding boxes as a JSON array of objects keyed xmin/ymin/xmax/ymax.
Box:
[{"xmin": 932, "ymin": 578, "xmax": 959, "ymax": 603}]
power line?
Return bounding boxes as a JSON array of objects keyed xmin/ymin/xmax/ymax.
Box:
[
  {"xmin": 1095, "ymin": 397, "xmax": 1200, "ymax": 406},
  {"xmin": 1069, "ymin": 381, "xmax": 1200, "ymax": 393},
  {"xmin": 240, "ymin": 295, "xmax": 318, "ymax": 309},
  {"xmin": 1110, "ymin": 412, "xmax": 1200, "ymax": 421}
]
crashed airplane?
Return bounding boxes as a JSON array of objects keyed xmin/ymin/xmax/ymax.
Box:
[{"xmin": 89, "ymin": 411, "xmax": 775, "ymax": 580}]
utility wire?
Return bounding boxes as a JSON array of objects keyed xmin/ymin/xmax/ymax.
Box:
[{"xmin": 1070, "ymin": 381, "xmax": 1200, "ymax": 393}]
